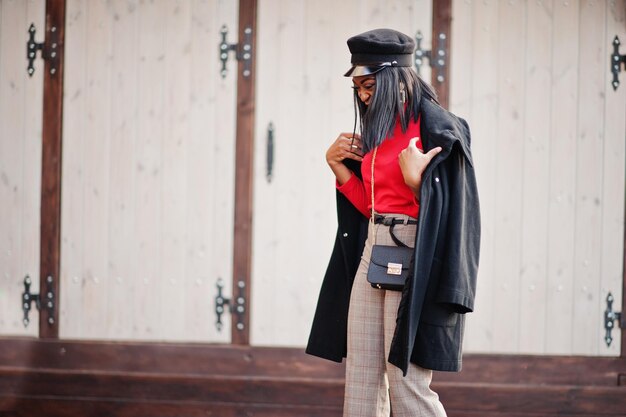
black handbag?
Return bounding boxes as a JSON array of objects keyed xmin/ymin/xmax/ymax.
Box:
[
  {"xmin": 367, "ymin": 244, "xmax": 413, "ymax": 291},
  {"xmin": 365, "ymin": 147, "xmax": 415, "ymax": 291}
]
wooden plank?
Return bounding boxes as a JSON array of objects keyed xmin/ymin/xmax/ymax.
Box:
[
  {"xmin": 250, "ymin": 0, "xmax": 292, "ymax": 345},
  {"xmin": 231, "ymin": 0, "xmax": 257, "ymax": 345},
  {"xmin": 132, "ymin": 0, "xmax": 166, "ymax": 340},
  {"xmin": 59, "ymin": 0, "xmax": 85, "ymax": 339},
  {"xmin": 0, "ymin": 340, "xmax": 624, "ymax": 387},
  {"xmin": 518, "ymin": 0, "xmax": 552, "ymax": 354},
  {"xmin": 599, "ymin": 0, "xmax": 626, "ymax": 356},
  {"xmin": 0, "ymin": 397, "xmax": 342, "ymax": 417},
  {"xmin": 157, "ymin": 0, "xmax": 190, "ymax": 341},
  {"xmin": 449, "ymin": 0, "xmax": 472, "ymax": 116},
  {"xmin": 252, "ymin": 0, "xmax": 308, "ymax": 346},
  {"xmin": 491, "ymin": 0, "xmax": 526, "ymax": 353},
  {"xmin": 79, "ymin": 0, "xmax": 112, "ymax": 339},
  {"xmin": 462, "ymin": 0, "xmax": 499, "ymax": 353},
  {"xmin": 545, "ymin": 0, "xmax": 579, "ymax": 354},
  {"xmin": 104, "ymin": 0, "xmax": 138, "ymax": 340},
  {"xmin": 431, "ymin": 0, "xmax": 451, "ymax": 108},
  {"xmin": 181, "ymin": 0, "xmax": 237, "ymax": 343},
  {"xmin": 0, "ymin": 366, "xmax": 625, "ymax": 416},
  {"xmin": 39, "ymin": 0, "xmax": 66, "ymax": 338},
  {"xmin": 572, "ymin": 0, "xmax": 607, "ymax": 355},
  {"xmin": 21, "ymin": 0, "xmax": 45, "ymax": 336}
]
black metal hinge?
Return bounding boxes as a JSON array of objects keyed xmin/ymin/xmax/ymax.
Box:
[
  {"xmin": 604, "ymin": 292, "xmax": 623, "ymax": 347},
  {"xmin": 414, "ymin": 30, "xmax": 447, "ymax": 83},
  {"xmin": 22, "ymin": 274, "xmax": 55, "ymax": 327},
  {"xmin": 26, "ymin": 23, "xmax": 60, "ymax": 77},
  {"xmin": 215, "ymin": 278, "xmax": 246, "ymax": 332},
  {"xmin": 611, "ymin": 36, "xmax": 626, "ymax": 91},
  {"xmin": 219, "ymin": 25, "xmax": 253, "ymax": 79}
]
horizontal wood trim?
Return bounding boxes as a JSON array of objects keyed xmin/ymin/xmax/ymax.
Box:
[
  {"xmin": 0, "ymin": 397, "xmax": 341, "ymax": 417},
  {"xmin": 434, "ymin": 354, "xmax": 626, "ymax": 387},
  {"xmin": 1, "ymin": 370, "xmax": 625, "ymax": 417},
  {"xmin": 0, "ymin": 338, "xmax": 344, "ymax": 379},
  {"xmin": 438, "ymin": 382, "xmax": 626, "ymax": 416},
  {"xmin": 0, "ymin": 338, "xmax": 624, "ymax": 386},
  {"xmin": 0, "ymin": 368, "xmax": 343, "ymax": 406}
]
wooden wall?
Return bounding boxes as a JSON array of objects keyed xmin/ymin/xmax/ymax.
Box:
[
  {"xmin": 450, "ymin": 0, "xmax": 626, "ymax": 356},
  {"xmin": 1, "ymin": 1, "xmax": 626, "ymax": 416},
  {"xmin": 59, "ymin": 0, "xmax": 238, "ymax": 342},
  {"xmin": 1, "ymin": 0, "xmax": 624, "ymax": 356},
  {"xmin": 0, "ymin": 0, "xmax": 44, "ymax": 337}
]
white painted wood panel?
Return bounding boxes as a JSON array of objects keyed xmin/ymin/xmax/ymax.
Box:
[
  {"xmin": 251, "ymin": 0, "xmax": 432, "ymax": 347},
  {"xmin": 491, "ymin": 0, "xmax": 525, "ymax": 353},
  {"xmin": 545, "ymin": 0, "xmax": 579, "ymax": 354},
  {"xmin": 599, "ymin": 0, "xmax": 626, "ymax": 356},
  {"xmin": 572, "ymin": 0, "xmax": 606, "ymax": 355},
  {"xmin": 0, "ymin": 0, "xmax": 44, "ymax": 337},
  {"xmin": 60, "ymin": 0, "xmax": 237, "ymax": 342},
  {"xmin": 450, "ymin": 0, "xmax": 625, "ymax": 356},
  {"xmin": 454, "ymin": 0, "xmax": 500, "ymax": 353},
  {"xmin": 519, "ymin": 0, "xmax": 552, "ymax": 354}
]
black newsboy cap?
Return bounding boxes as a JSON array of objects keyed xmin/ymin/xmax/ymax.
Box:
[{"xmin": 344, "ymin": 28, "xmax": 415, "ymax": 77}]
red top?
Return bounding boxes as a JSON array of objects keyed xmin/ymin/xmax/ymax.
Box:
[{"xmin": 337, "ymin": 117, "xmax": 422, "ymax": 219}]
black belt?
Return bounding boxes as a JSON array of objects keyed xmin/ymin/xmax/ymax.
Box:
[
  {"xmin": 373, "ymin": 214, "xmax": 418, "ymax": 226},
  {"xmin": 372, "ymin": 215, "xmax": 417, "ymax": 247}
]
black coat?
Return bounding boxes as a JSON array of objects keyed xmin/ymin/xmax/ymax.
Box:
[{"xmin": 306, "ymin": 97, "xmax": 481, "ymax": 376}]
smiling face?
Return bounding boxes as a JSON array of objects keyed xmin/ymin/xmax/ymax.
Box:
[{"xmin": 352, "ymin": 75, "xmax": 376, "ymax": 106}]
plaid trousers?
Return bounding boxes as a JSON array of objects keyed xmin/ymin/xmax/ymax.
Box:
[{"xmin": 343, "ymin": 214, "xmax": 447, "ymax": 417}]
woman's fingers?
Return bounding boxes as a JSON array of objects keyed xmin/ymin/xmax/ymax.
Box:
[
  {"xmin": 424, "ymin": 146, "xmax": 442, "ymax": 161},
  {"xmin": 339, "ymin": 133, "xmax": 364, "ymax": 157},
  {"xmin": 327, "ymin": 134, "xmax": 363, "ymax": 166}
]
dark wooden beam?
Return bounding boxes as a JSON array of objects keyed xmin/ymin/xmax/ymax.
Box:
[
  {"xmin": 231, "ymin": 0, "xmax": 258, "ymax": 345},
  {"xmin": 431, "ymin": 0, "xmax": 452, "ymax": 109},
  {"xmin": 39, "ymin": 0, "xmax": 66, "ymax": 338},
  {"xmin": 0, "ymin": 339, "xmax": 624, "ymax": 387}
]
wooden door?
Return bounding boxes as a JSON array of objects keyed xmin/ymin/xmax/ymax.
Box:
[
  {"xmin": 450, "ymin": 0, "xmax": 626, "ymax": 356},
  {"xmin": 0, "ymin": 0, "xmax": 45, "ymax": 337},
  {"xmin": 58, "ymin": 0, "xmax": 238, "ymax": 342},
  {"xmin": 251, "ymin": 0, "xmax": 433, "ymax": 346}
]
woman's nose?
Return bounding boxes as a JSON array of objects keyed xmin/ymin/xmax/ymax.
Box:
[{"xmin": 358, "ymin": 90, "xmax": 369, "ymax": 102}]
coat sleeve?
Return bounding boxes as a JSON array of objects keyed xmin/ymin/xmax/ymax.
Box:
[{"xmin": 435, "ymin": 143, "xmax": 481, "ymax": 313}]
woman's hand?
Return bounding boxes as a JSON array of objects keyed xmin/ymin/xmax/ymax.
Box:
[
  {"xmin": 326, "ymin": 133, "xmax": 364, "ymax": 185},
  {"xmin": 398, "ymin": 137, "xmax": 442, "ymax": 199}
]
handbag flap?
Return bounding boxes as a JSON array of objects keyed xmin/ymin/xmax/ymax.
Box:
[{"xmin": 369, "ymin": 245, "xmax": 413, "ymax": 270}]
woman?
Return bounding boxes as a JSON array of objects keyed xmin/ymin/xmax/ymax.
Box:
[{"xmin": 306, "ymin": 29, "xmax": 481, "ymax": 417}]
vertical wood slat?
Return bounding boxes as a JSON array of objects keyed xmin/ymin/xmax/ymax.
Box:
[
  {"xmin": 81, "ymin": 0, "xmax": 112, "ymax": 339},
  {"xmin": 518, "ymin": 0, "xmax": 551, "ymax": 353},
  {"xmin": 491, "ymin": 0, "xmax": 525, "ymax": 352},
  {"xmin": 431, "ymin": 0, "xmax": 451, "ymax": 108},
  {"xmin": 461, "ymin": 0, "xmax": 499, "ymax": 353},
  {"xmin": 106, "ymin": 0, "xmax": 138, "ymax": 339},
  {"xmin": 602, "ymin": 0, "xmax": 626, "ymax": 356},
  {"xmin": 545, "ymin": 0, "xmax": 579, "ymax": 354},
  {"xmin": 572, "ymin": 0, "xmax": 606, "ymax": 355},
  {"xmin": 59, "ymin": 0, "xmax": 85, "ymax": 338},
  {"xmin": 39, "ymin": 0, "xmax": 65, "ymax": 338},
  {"xmin": 231, "ymin": 0, "xmax": 257, "ymax": 345}
]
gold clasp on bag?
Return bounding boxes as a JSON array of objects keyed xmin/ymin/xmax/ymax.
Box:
[{"xmin": 387, "ymin": 262, "xmax": 403, "ymax": 275}]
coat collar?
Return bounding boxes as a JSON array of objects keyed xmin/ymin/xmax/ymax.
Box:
[{"xmin": 419, "ymin": 97, "xmax": 473, "ymax": 166}]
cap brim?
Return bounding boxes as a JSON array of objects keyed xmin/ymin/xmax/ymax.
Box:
[{"xmin": 343, "ymin": 64, "xmax": 388, "ymax": 77}]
